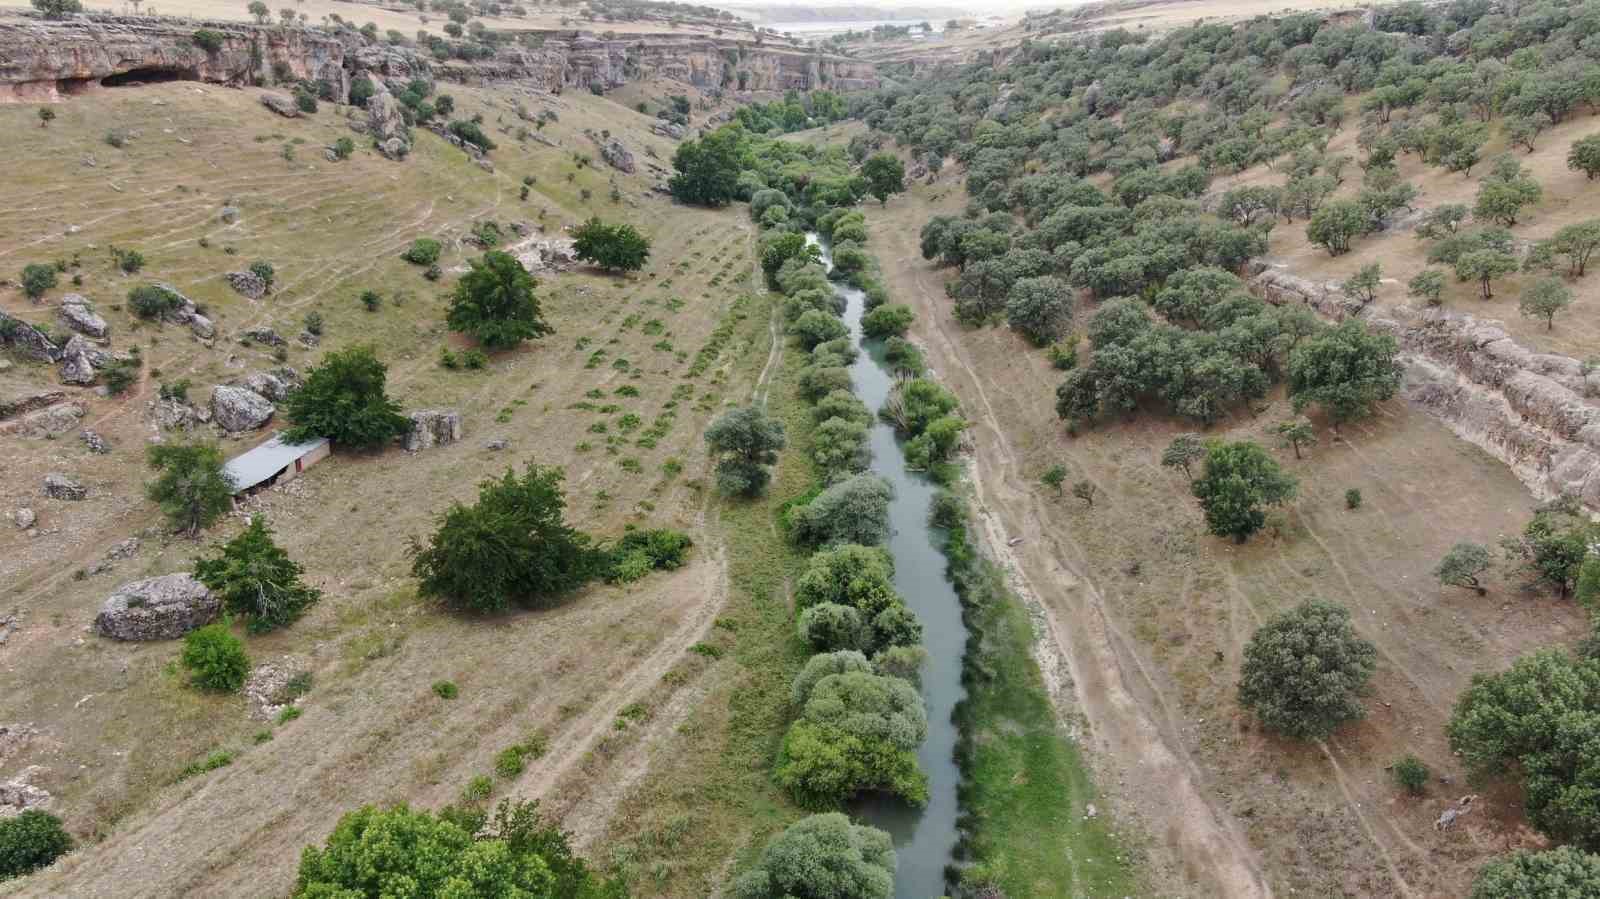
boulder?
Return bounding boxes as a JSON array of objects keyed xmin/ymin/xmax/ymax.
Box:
[
  {"xmin": 377, "ymin": 137, "xmax": 409, "ymax": 160},
  {"xmin": 80, "ymin": 428, "xmax": 110, "ymax": 454},
  {"xmin": 61, "ymin": 335, "xmax": 111, "ymax": 369},
  {"xmin": 211, "ymin": 385, "xmax": 274, "ymax": 432},
  {"xmin": 94, "ymin": 573, "xmax": 218, "ymax": 641},
  {"xmin": 242, "ymin": 327, "xmax": 285, "ymax": 346},
  {"xmin": 57, "ymin": 344, "xmax": 94, "ymax": 384},
  {"xmin": 12, "ymin": 509, "xmax": 34, "ymax": 529},
  {"xmin": 651, "ymin": 121, "xmax": 685, "ymax": 140},
  {"xmin": 42, "ymin": 473, "xmax": 86, "ymax": 501},
  {"xmin": 367, "ymin": 93, "xmax": 409, "ymax": 157},
  {"xmin": 404, "ymin": 409, "xmax": 462, "ymax": 451},
  {"xmin": 243, "ymin": 369, "xmax": 297, "ymax": 402},
  {"xmin": 189, "ymin": 312, "xmax": 216, "ymax": 340},
  {"xmin": 152, "ymin": 397, "xmax": 205, "ymax": 431},
  {"xmin": 260, "ymin": 93, "xmax": 301, "ymax": 118},
  {"xmin": 0, "ymin": 766, "xmax": 51, "ymax": 818},
  {"xmin": 226, "ymin": 270, "xmax": 268, "ymax": 299},
  {"xmin": 0, "ymin": 310, "xmax": 61, "ymax": 363},
  {"xmin": 57, "ymin": 294, "xmax": 108, "ymax": 339},
  {"xmin": 219, "ymin": 205, "xmax": 241, "ymax": 224},
  {"xmin": 244, "ymin": 656, "xmax": 311, "ymax": 719},
  {"xmin": 9, "ymin": 402, "xmax": 83, "ymax": 438},
  {"xmin": 599, "ymin": 138, "xmax": 635, "ymax": 173},
  {"xmin": 105, "ymin": 537, "xmax": 140, "ymax": 560},
  {"xmin": 298, "ymin": 330, "xmax": 320, "ymax": 348}
]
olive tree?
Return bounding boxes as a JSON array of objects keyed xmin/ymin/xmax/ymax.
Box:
[
  {"xmin": 1273, "ymin": 418, "xmax": 1316, "ymax": 459},
  {"xmin": 1519, "ymin": 277, "xmax": 1573, "ymax": 330},
  {"xmin": 1238, "ymin": 599, "xmax": 1377, "ymax": 739},
  {"xmin": 1340, "ymin": 263, "xmax": 1381, "ymax": 306},
  {"xmin": 1160, "ymin": 433, "xmax": 1205, "ymax": 480},
  {"xmin": 705, "ymin": 406, "xmax": 786, "ymax": 496}
]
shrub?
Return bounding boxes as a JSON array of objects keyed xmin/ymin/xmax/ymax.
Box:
[
  {"xmin": 249, "ymin": 260, "xmax": 276, "ymax": 292},
  {"xmin": 402, "ymin": 237, "xmax": 442, "ymax": 266},
  {"xmin": 432, "ymin": 680, "xmax": 459, "ymax": 699},
  {"xmin": 20, "ymin": 263, "xmax": 57, "ymax": 299},
  {"xmin": 303, "ymin": 311, "xmax": 323, "ymax": 336},
  {"xmin": 282, "ymin": 345, "xmax": 409, "ymax": 449},
  {"xmin": 195, "ymin": 515, "xmax": 322, "ymax": 632},
  {"xmin": 860, "ymin": 304, "xmax": 913, "ymax": 339},
  {"xmin": 348, "ymin": 77, "xmax": 376, "ymax": 106},
  {"xmin": 604, "ymin": 528, "xmax": 693, "ymax": 583},
  {"xmin": 462, "ymin": 348, "xmax": 487, "ymax": 369},
  {"xmin": 111, "ymin": 247, "xmax": 146, "ymax": 274},
  {"xmin": 571, "ymin": 217, "xmax": 651, "ymax": 272},
  {"xmin": 359, "ymin": 289, "xmax": 381, "ymax": 312},
  {"xmin": 128, "ymin": 284, "xmax": 182, "ymax": 319},
  {"xmin": 461, "ymin": 776, "xmax": 492, "ymax": 802},
  {"xmin": 192, "ymin": 28, "xmax": 226, "ymax": 52},
  {"xmin": 494, "ymin": 746, "xmax": 526, "ymax": 778},
  {"xmin": 180, "ymin": 623, "xmax": 250, "ymax": 693},
  {"xmin": 705, "ymin": 406, "xmax": 785, "ymax": 496},
  {"xmin": 145, "ymin": 442, "xmax": 233, "ymax": 536},
  {"xmin": 447, "ymin": 251, "xmax": 552, "ymax": 350},
  {"xmin": 790, "ymin": 474, "xmax": 893, "ymax": 547},
  {"xmin": 0, "ymin": 810, "xmax": 73, "ymax": 881},
  {"xmin": 1471, "ymin": 847, "xmax": 1600, "ymax": 898},
  {"xmin": 448, "ymin": 119, "xmax": 497, "ymax": 152},
  {"xmin": 1393, "ymin": 754, "xmax": 1429, "ymax": 794},
  {"xmin": 1345, "ymin": 487, "xmax": 1362, "ymax": 510},
  {"xmin": 775, "ymin": 671, "xmax": 928, "ymax": 808},
  {"xmin": 732, "ymin": 813, "xmax": 894, "ymax": 899},
  {"xmin": 1238, "ymin": 599, "xmax": 1376, "ymax": 739},
  {"xmin": 294, "ymin": 90, "xmax": 318, "ymax": 114},
  {"xmin": 331, "ymin": 136, "xmax": 354, "ymax": 160}
]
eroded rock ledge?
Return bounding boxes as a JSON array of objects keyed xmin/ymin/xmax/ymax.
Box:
[{"xmin": 1250, "ymin": 265, "xmax": 1600, "ymax": 508}]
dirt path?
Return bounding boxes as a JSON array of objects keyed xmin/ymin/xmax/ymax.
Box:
[{"xmin": 875, "ymin": 206, "xmax": 1273, "ymax": 898}]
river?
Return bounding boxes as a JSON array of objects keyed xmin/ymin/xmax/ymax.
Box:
[{"xmin": 811, "ymin": 234, "xmax": 967, "ymax": 898}]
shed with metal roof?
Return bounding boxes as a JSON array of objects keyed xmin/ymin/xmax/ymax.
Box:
[{"xmin": 223, "ymin": 433, "xmax": 330, "ymax": 495}]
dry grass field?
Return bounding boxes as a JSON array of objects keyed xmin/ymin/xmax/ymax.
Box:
[
  {"xmin": 0, "ymin": 77, "xmax": 785, "ymax": 897},
  {"xmin": 867, "ymin": 176, "xmax": 1591, "ymax": 896}
]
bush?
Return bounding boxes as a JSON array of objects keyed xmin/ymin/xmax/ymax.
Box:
[
  {"xmin": 790, "ymin": 474, "xmax": 893, "ymax": 547},
  {"xmin": 403, "ymin": 237, "xmax": 442, "ymax": 266},
  {"xmin": 111, "ymin": 247, "xmax": 146, "ymax": 274},
  {"xmin": 705, "ymin": 406, "xmax": 785, "ymax": 496},
  {"xmin": 282, "ymin": 345, "xmax": 409, "ymax": 449},
  {"xmin": 792, "ymin": 309, "xmax": 848, "ymax": 349},
  {"xmin": 1393, "ymin": 754, "xmax": 1429, "ymax": 794},
  {"xmin": 732, "ymin": 813, "xmax": 894, "ymax": 899},
  {"xmin": 0, "ymin": 810, "xmax": 73, "ymax": 881},
  {"xmin": 303, "ymin": 311, "xmax": 324, "ymax": 336},
  {"xmin": 195, "ymin": 515, "xmax": 322, "ymax": 633},
  {"xmin": 348, "ymin": 77, "xmax": 376, "ymax": 106},
  {"xmin": 331, "ymin": 137, "xmax": 354, "ymax": 160},
  {"xmin": 20, "ymin": 263, "xmax": 57, "ymax": 299},
  {"xmin": 192, "ymin": 28, "xmax": 226, "ymax": 53},
  {"xmin": 448, "ymin": 119, "xmax": 497, "ymax": 152},
  {"xmin": 128, "ymin": 284, "xmax": 183, "ymax": 319},
  {"xmin": 860, "ymin": 304, "xmax": 913, "ymax": 339},
  {"xmin": 775, "ymin": 671, "xmax": 928, "ymax": 808},
  {"xmin": 359, "ymin": 290, "xmax": 381, "ymax": 312},
  {"xmin": 604, "ymin": 528, "xmax": 693, "ymax": 583},
  {"xmin": 1472, "ymin": 847, "xmax": 1600, "ymax": 898},
  {"xmin": 1345, "ymin": 487, "xmax": 1362, "ymax": 510},
  {"xmin": 447, "ymin": 251, "xmax": 553, "ymax": 350},
  {"xmin": 294, "ymin": 89, "xmax": 318, "ymax": 114},
  {"xmin": 180, "ymin": 623, "xmax": 250, "ymax": 693},
  {"xmin": 432, "ymin": 680, "xmax": 458, "ymax": 699},
  {"xmin": 1238, "ymin": 599, "xmax": 1376, "ymax": 739}
]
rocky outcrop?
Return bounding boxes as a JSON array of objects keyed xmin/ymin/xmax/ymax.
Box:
[
  {"xmin": 58, "ymin": 333, "xmax": 109, "ymax": 386},
  {"xmin": 0, "ymin": 309, "xmax": 60, "ymax": 362},
  {"xmin": 151, "ymin": 396, "xmax": 208, "ymax": 430},
  {"xmin": 597, "ymin": 136, "xmax": 635, "ymax": 173},
  {"xmin": 210, "ymin": 384, "xmax": 274, "ymax": 432},
  {"xmin": 57, "ymin": 294, "xmax": 107, "ymax": 339},
  {"xmin": 368, "ymin": 91, "xmax": 410, "ymax": 159},
  {"xmin": 5, "ymin": 401, "xmax": 83, "ymax": 438},
  {"xmin": 42, "ymin": 473, "xmax": 85, "ymax": 500},
  {"xmin": 94, "ymin": 573, "xmax": 218, "ymax": 641},
  {"xmin": 1250, "ymin": 265, "xmax": 1600, "ymax": 510},
  {"xmin": 259, "ymin": 92, "xmax": 300, "ymax": 117},
  {"xmin": 80, "ymin": 428, "xmax": 109, "ymax": 453},
  {"xmin": 226, "ymin": 270, "xmax": 267, "ymax": 299},
  {"xmin": 242, "ymin": 367, "xmax": 300, "ymax": 402},
  {"xmin": 244, "ymin": 656, "xmax": 310, "ymax": 719},
  {"xmin": 241, "ymin": 326, "xmax": 284, "ymax": 346},
  {"xmin": 1, "ymin": 390, "xmax": 69, "ymax": 422},
  {"xmin": 0, "ymin": 766, "xmax": 51, "ymax": 818},
  {"xmin": 404, "ymin": 409, "xmax": 461, "ymax": 451}
]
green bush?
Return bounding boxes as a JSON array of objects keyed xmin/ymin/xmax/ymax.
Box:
[
  {"xmin": 194, "ymin": 515, "xmax": 322, "ymax": 632},
  {"xmin": 402, "ymin": 237, "xmax": 442, "ymax": 266},
  {"xmin": 1471, "ymin": 847, "xmax": 1600, "ymax": 898},
  {"xmin": 605, "ymin": 528, "xmax": 693, "ymax": 583},
  {"xmin": 861, "ymin": 304, "xmax": 913, "ymax": 339},
  {"xmin": 192, "ymin": 28, "xmax": 225, "ymax": 53},
  {"xmin": 127, "ymin": 284, "xmax": 182, "ymax": 319},
  {"xmin": 0, "ymin": 810, "xmax": 73, "ymax": 880},
  {"xmin": 1239, "ymin": 600, "xmax": 1376, "ymax": 739},
  {"xmin": 20, "ymin": 263, "xmax": 57, "ymax": 299},
  {"xmin": 432, "ymin": 680, "xmax": 458, "ymax": 699},
  {"xmin": 180, "ymin": 623, "xmax": 250, "ymax": 693},
  {"xmin": 789, "ymin": 474, "xmax": 894, "ymax": 548},
  {"xmin": 732, "ymin": 813, "xmax": 894, "ymax": 899},
  {"xmin": 775, "ymin": 671, "xmax": 928, "ymax": 809},
  {"xmin": 282, "ymin": 345, "xmax": 409, "ymax": 449},
  {"xmin": 494, "ymin": 746, "xmax": 526, "ymax": 779},
  {"xmin": 1393, "ymin": 754, "xmax": 1429, "ymax": 794},
  {"xmin": 448, "ymin": 119, "xmax": 497, "ymax": 152}
]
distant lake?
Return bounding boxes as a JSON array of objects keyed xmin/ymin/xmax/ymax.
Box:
[{"xmin": 764, "ymin": 18, "xmax": 946, "ymax": 38}]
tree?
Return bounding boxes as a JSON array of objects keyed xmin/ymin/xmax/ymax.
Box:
[
  {"xmin": 409, "ymin": 464, "xmax": 600, "ymax": 613},
  {"xmin": 1448, "ymin": 650, "xmax": 1600, "ymax": 849},
  {"xmin": 1527, "ymin": 221, "xmax": 1600, "ymax": 277},
  {"xmin": 1071, "ymin": 480, "xmax": 1097, "ymax": 507},
  {"xmin": 1040, "ymin": 464, "xmax": 1067, "ymax": 495},
  {"xmin": 1502, "ymin": 496, "xmax": 1597, "ymax": 598},
  {"xmin": 20, "ymin": 263, "xmax": 57, "ymax": 299},
  {"xmin": 1570, "ymin": 134, "xmax": 1600, "ymax": 180},
  {"xmin": 669, "ymin": 126, "xmax": 743, "ymax": 207},
  {"xmin": 861, "ymin": 304, "xmax": 913, "ymax": 339},
  {"xmin": 1161, "ymin": 433, "xmax": 1205, "ymax": 480},
  {"xmin": 775, "ymin": 670, "xmax": 927, "ymax": 808},
  {"xmin": 732, "ymin": 813, "xmax": 895, "ymax": 899},
  {"xmin": 1520, "ymin": 277, "xmax": 1573, "ymax": 330},
  {"xmin": 36, "ymin": 108, "xmax": 54, "ymax": 128},
  {"xmin": 1455, "ymin": 249, "xmax": 1518, "ymax": 299},
  {"xmin": 1307, "ymin": 200, "xmax": 1367, "ymax": 256},
  {"xmin": 793, "ymin": 309, "xmax": 848, "ymax": 349},
  {"xmin": 1191, "ymin": 440, "xmax": 1297, "ymax": 542},
  {"xmin": 248, "ymin": 0, "xmax": 269, "ymax": 22},
  {"xmin": 1471, "ymin": 848, "xmax": 1600, "ymax": 898},
  {"xmin": 1340, "ymin": 263, "xmax": 1381, "ymax": 305},
  {"xmin": 294, "ymin": 800, "xmax": 619, "ymax": 897},
  {"xmin": 860, "ymin": 153, "xmax": 905, "ymax": 205},
  {"xmin": 1393, "ymin": 754, "xmax": 1429, "ymax": 794},
  {"xmin": 331, "ymin": 136, "xmax": 354, "ymax": 160},
  {"xmin": 194, "ymin": 515, "xmax": 321, "ymax": 632},
  {"xmin": 145, "ymin": 442, "xmax": 233, "ymax": 537},
  {"xmin": 571, "ymin": 218, "xmax": 650, "ymax": 272},
  {"xmin": 1273, "ymin": 418, "xmax": 1316, "ymax": 460},
  {"xmin": 1238, "ymin": 599, "xmax": 1376, "ymax": 739},
  {"xmin": 1435, "ymin": 542, "xmax": 1491, "ymax": 595},
  {"xmin": 282, "ymin": 345, "xmax": 409, "ymax": 449},
  {"xmin": 1474, "ymin": 164, "xmax": 1542, "ymax": 226},
  {"xmin": 762, "ymin": 232, "xmax": 821, "ymax": 285},
  {"xmin": 1288, "ymin": 320, "xmax": 1402, "ymax": 429},
  {"xmin": 447, "ymin": 250, "xmax": 553, "ymax": 350},
  {"xmin": 790, "ymin": 474, "xmax": 893, "ymax": 547},
  {"xmin": 30, "ymin": 0, "xmax": 82, "ymax": 17},
  {"xmin": 402, "ymin": 237, "xmax": 442, "ymax": 266},
  {"xmin": 0, "ymin": 810, "xmax": 73, "ymax": 880},
  {"xmin": 1005, "ymin": 275, "xmax": 1072, "ymax": 345},
  {"xmin": 705, "ymin": 406, "xmax": 785, "ymax": 496},
  {"xmin": 1407, "ymin": 268, "xmax": 1446, "ymax": 306},
  {"xmin": 181, "ymin": 623, "xmax": 250, "ymax": 692}
]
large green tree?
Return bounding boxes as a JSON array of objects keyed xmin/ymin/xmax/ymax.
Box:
[
  {"xmin": 1471, "ymin": 847, "xmax": 1600, "ymax": 898},
  {"xmin": 0, "ymin": 810, "xmax": 73, "ymax": 881},
  {"xmin": 669, "ymin": 126, "xmax": 743, "ymax": 207},
  {"xmin": 775, "ymin": 670, "xmax": 928, "ymax": 808},
  {"xmin": 732, "ymin": 813, "xmax": 895, "ymax": 899},
  {"xmin": 1190, "ymin": 440, "xmax": 1297, "ymax": 542},
  {"xmin": 194, "ymin": 515, "xmax": 322, "ymax": 633},
  {"xmin": 145, "ymin": 442, "xmax": 234, "ymax": 537},
  {"xmin": 705, "ymin": 406, "xmax": 786, "ymax": 496},
  {"xmin": 1288, "ymin": 320, "xmax": 1401, "ymax": 428},
  {"xmin": 1238, "ymin": 599, "xmax": 1376, "ymax": 740},
  {"xmin": 447, "ymin": 250, "xmax": 553, "ymax": 350},
  {"xmin": 860, "ymin": 153, "xmax": 906, "ymax": 205},
  {"xmin": 571, "ymin": 218, "xmax": 650, "ymax": 273},
  {"xmin": 282, "ymin": 345, "xmax": 409, "ymax": 449}
]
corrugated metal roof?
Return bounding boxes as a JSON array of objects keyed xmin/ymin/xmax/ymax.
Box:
[{"xmin": 223, "ymin": 434, "xmax": 328, "ymax": 492}]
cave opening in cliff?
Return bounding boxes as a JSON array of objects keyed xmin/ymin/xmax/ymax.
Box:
[{"xmin": 100, "ymin": 67, "xmax": 199, "ymax": 88}]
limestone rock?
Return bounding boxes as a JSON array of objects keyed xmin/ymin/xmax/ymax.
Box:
[
  {"xmin": 244, "ymin": 656, "xmax": 311, "ymax": 719},
  {"xmin": 57, "ymin": 294, "xmax": 108, "ymax": 339},
  {"xmin": 378, "ymin": 136, "xmax": 409, "ymax": 160},
  {"xmin": 80, "ymin": 428, "xmax": 110, "ymax": 454},
  {"xmin": 105, "ymin": 537, "xmax": 140, "ymax": 560},
  {"xmin": 219, "ymin": 205, "xmax": 241, "ymax": 224},
  {"xmin": 298, "ymin": 330, "xmax": 320, "ymax": 348},
  {"xmin": 94, "ymin": 573, "xmax": 218, "ymax": 641},
  {"xmin": 8, "ymin": 402, "xmax": 83, "ymax": 438},
  {"xmin": 0, "ymin": 766, "xmax": 51, "ymax": 818},
  {"xmin": 189, "ymin": 312, "xmax": 216, "ymax": 339},
  {"xmin": 259, "ymin": 93, "xmax": 301, "ymax": 118},
  {"xmin": 485, "ymin": 438, "xmax": 508, "ymax": 450},
  {"xmin": 152, "ymin": 397, "xmax": 204, "ymax": 431},
  {"xmin": 226, "ymin": 270, "xmax": 267, "ymax": 299},
  {"xmin": 404, "ymin": 408, "xmax": 462, "ymax": 451},
  {"xmin": 367, "ymin": 92, "xmax": 409, "ymax": 158},
  {"xmin": 60, "ymin": 348, "xmax": 104, "ymax": 386},
  {"xmin": 61, "ymin": 334, "xmax": 111, "ymax": 369},
  {"xmin": 0, "ymin": 309, "xmax": 61, "ymax": 363},
  {"xmin": 651, "ymin": 121, "xmax": 685, "ymax": 140},
  {"xmin": 241, "ymin": 327, "xmax": 285, "ymax": 346},
  {"xmin": 42, "ymin": 473, "xmax": 86, "ymax": 501},
  {"xmin": 210, "ymin": 385, "xmax": 274, "ymax": 432},
  {"xmin": 12, "ymin": 508, "xmax": 34, "ymax": 529},
  {"xmin": 599, "ymin": 137, "xmax": 635, "ymax": 173},
  {"xmin": 243, "ymin": 368, "xmax": 300, "ymax": 402}
]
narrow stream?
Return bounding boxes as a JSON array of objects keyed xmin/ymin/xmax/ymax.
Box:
[{"xmin": 810, "ymin": 234, "xmax": 968, "ymax": 897}]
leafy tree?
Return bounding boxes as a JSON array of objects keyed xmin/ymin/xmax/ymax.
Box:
[
  {"xmin": 1393, "ymin": 754, "xmax": 1429, "ymax": 795},
  {"xmin": 36, "ymin": 108, "xmax": 54, "ymax": 128},
  {"xmin": 1570, "ymin": 134, "xmax": 1600, "ymax": 180},
  {"xmin": 1435, "ymin": 542, "xmax": 1491, "ymax": 595},
  {"xmin": 1471, "ymin": 848, "xmax": 1600, "ymax": 898},
  {"xmin": 799, "ymin": 602, "xmax": 869, "ymax": 652},
  {"xmin": 1474, "ymin": 160, "xmax": 1542, "ymax": 226},
  {"xmin": 1191, "ymin": 440, "xmax": 1297, "ymax": 542},
  {"xmin": 1415, "ymin": 204, "xmax": 1469, "ymax": 239},
  {"xmin": 705, "ymin": 406, "xmax": 785, "ymax": 496},
  {"xmin": 1506, "ymin": 112, "xmax": 1552, "ymax": 153},
  {"xmin": 790, "ymin": 474, "xmax": 893, "ymax": 547},
  {"xmin": 1307, "ymin": 199, "xmax": 1367, "ymax": 256},
  {"xmin": 762, "ymin": 232, "xmax": 822, "ymax": 285},
  {"xmin": 1455, "ymin": 248, "xmax": 1519, "ymax": 299},
  {"xmin": 1449, "ymin": 650, "xmax": 1600, "ymax": 849},
  {"xmin": 181, "ymin": 623, "xmax": 250, "ymax": 692},
  {"xmin": 282, "ymin": 345, "xmax": 409, "ymax": 449},
  {"xmin": 448, "ymin": 120, "xmax": 496, "ymax": 152},
  {"xmin": 195, "ymin": 515, "xmax": 321, "ymax": 632},
  {"xmin": 1407, "ymin": 268, "xmax": 1446, "ymax": 306},
  {"xmin": 1520, "ymin": 277, "xmax": 1573, "ymax": 330},
  {"xmin": 1273, "ymin": 418, "xmax": 1316, "ymax": 459},
  {"xmin": 409, "ymin": 464, "xmax": 599, "ymax": 613},
  {"xmin": 20, "ymin": 263, "xmax": 56, "ymax": 299},
  {"xmin": 1161, "ymin": 434, "xmax": 1206, "ymax": 480},
  {"xmin": 860, "ymin": 153, "xmax": 905, "ymax": 205},
  {"xmin": 447, "ymin": 250, "xmax": 553, "ymax": 350},
  {"xmin": 669, "ymin": 126, "xmax": 743, "ymax": 207},
  {"xmin": 1005, "ymin": 275, "xmax": 1072, "ymax": 345},
  {"xmin": 861, "ymin": 304, "xmax": 913, "ymax": 339},
  {"xmin": 571, "ymin": 218, "xmax": 650, "ymax": 272},
  {"xmin": 1238, "ymin": 599, "xmax": 1376, "ymax": 739},
  {"xmin": 248, "ymin": 0, "xmax": 269, "ymax": 22},
  {"xmin": 1288, "ymin": 320, "xmax": 1401, "ymax": 428},
  {"xmin": 1040, "ymin": 464, "xmax": 1067, "ymax": 495},
  {"xmin": 793, "ymin": 310, "xmax": 848, "ymax": 349},
  {"xmin": 348, "ymin": 77, "xmax": 376, "ymax": 107},
  {"xmin": 1340, "ymin": 263, "xmax": 1381, "ymax": 305},
  {"xmin": 775, "ymin": 670, "xmax": 928, "ymax": 808},
  {"xmin": 128, "ymin": 284, "xmax": 182, "ymax": 319},
  {"xmin": 1501, "ymin": 496, "xmax": 1598, "ymax": 598},
  {"xmin": 1526, "ymin": 221, "xmax": 1600, "ymax": 277},
  {"xmin": 331, "ymin": 136, "xmax": 354, "ymax": 160},
  {"xmin": 732, "ymin": 813, "xmax": 895, "ymax": 899},
  {"xmin": 294, "ymin": 800, "xmax": 619, "ymax": 897},
  {"xmin": 0, "ymin": 810, "xmax": 73, "ymax": 880},
  {"xmin": 31, "ymin": 0, "xmax": 82, "ymax": 17},
  {"xmin": 145, "ymin": 442, "xmax": 233, "ymax": 536}
]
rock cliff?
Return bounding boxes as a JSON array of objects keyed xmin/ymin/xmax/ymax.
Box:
[{"xmin": 1250, "ymin": 265, "xmax": 1600, "ymax": 509}]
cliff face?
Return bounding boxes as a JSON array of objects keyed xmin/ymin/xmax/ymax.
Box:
[
  {"xmin": 1250, "ymin": 266, "xmax": 1600, "ymax": 510},
  {"xmin": 0, "ymin": 14, "xmax": 877, "ymax": 103}
]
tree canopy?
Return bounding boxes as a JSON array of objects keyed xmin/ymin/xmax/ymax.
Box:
[
  {"xmin": 571, "ymin": 218, "xmax": 651, "ymax": 273},
  {"xmin": 860, "ymin": 153, "xmax": 906, "ymax": 205},
  {"xmin": 447, "ymin": 250, "xmax": 553, "ymax": 350},
  {"xmin": 145, "ymin": 442, "xmax": 233, "ymax": 536},
  {"xmin": 194, "ymin": 515, "xmax": 322, "ymax": 632},
  {"xmin": 282, "ymin": 345, "xmax": 410, "ymax": 450},
  {"xmin": 1287, "ymin": 320, "xmax": 1401, "ymax": 428},
  {"xmin": 1471, "ymin": 847, "xmax": 1600, "ymax": 898},
  {"xmin": 705, "ymin": 406, "xmax": 786, "ymax": 496},
  {"xmin": 732, "ymin": 813, "xmax": 895, "ymax": 899},
  {"xmin": 1190, "ymin": 440, "xmax": 1297, "ymax": 542},
  {"xmin": 669, "ymin": 126, "xmax": 743, "ymax": 207},
  {"xmin": 1238, "ymin": 599, "xmax": 1377, "ymax": 740}
]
